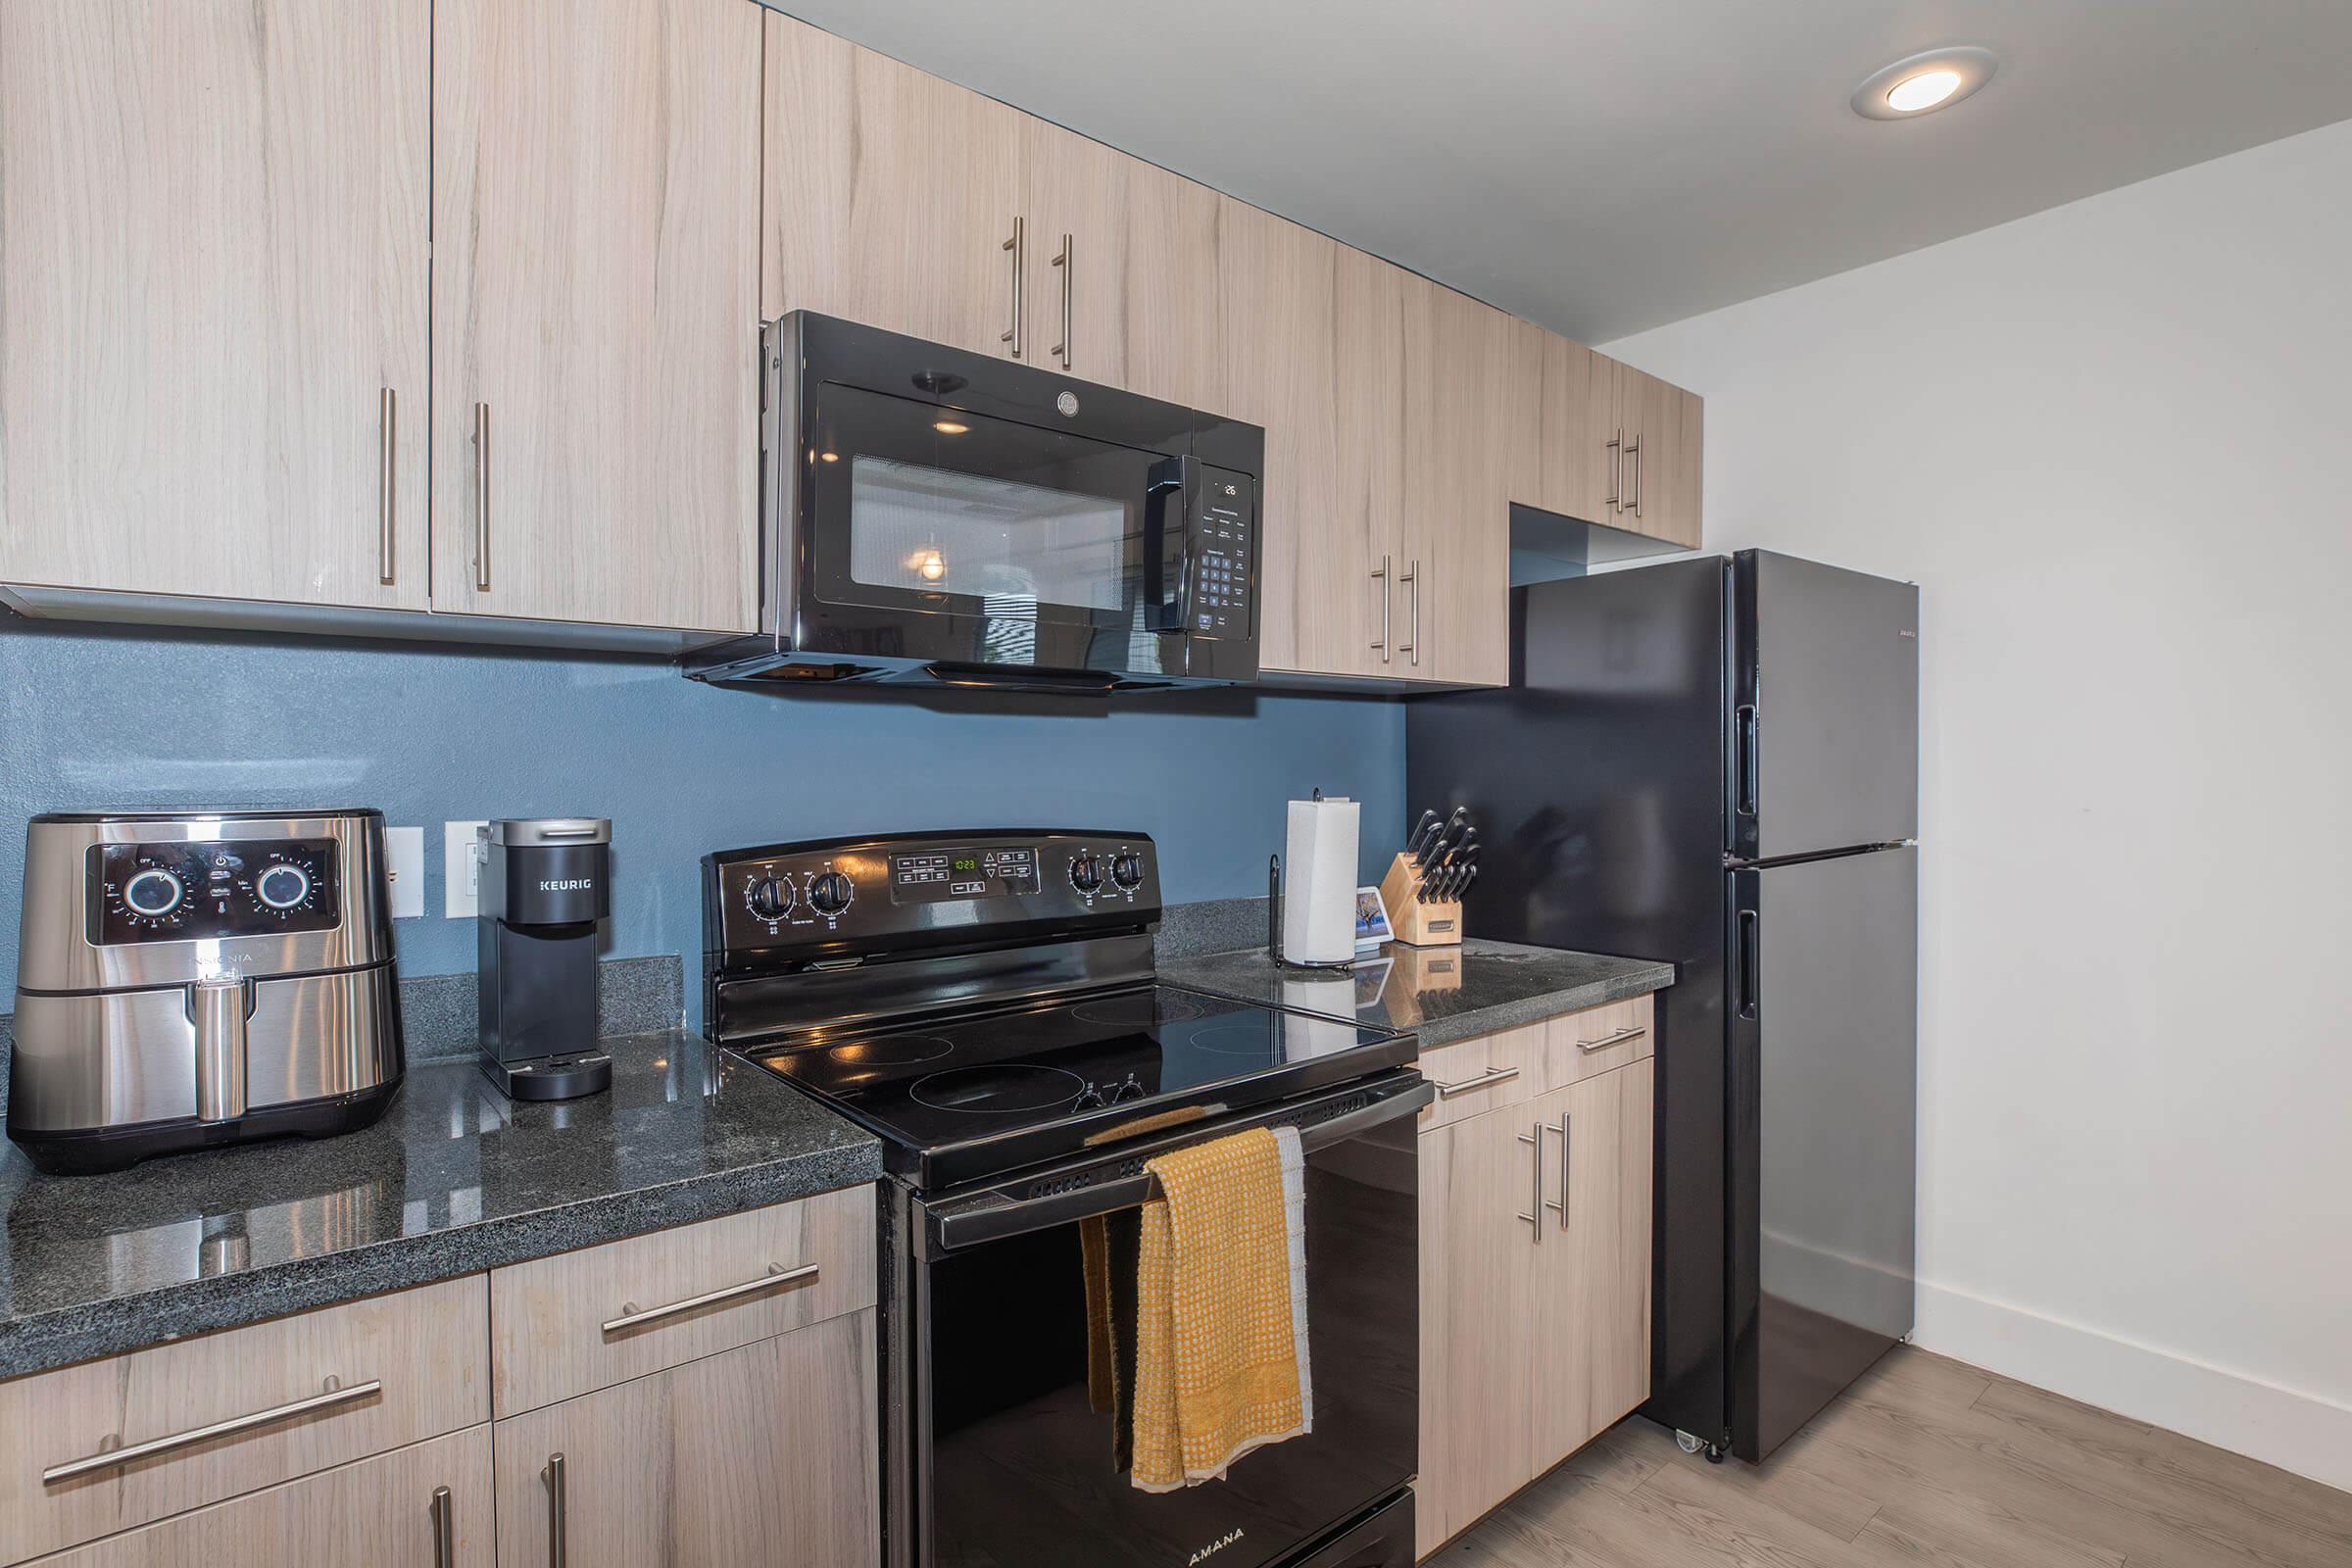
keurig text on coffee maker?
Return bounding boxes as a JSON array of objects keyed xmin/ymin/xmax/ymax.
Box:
[{"xmin": 476, "ymin": 818, "xmax": 612, "ymax": 1100}]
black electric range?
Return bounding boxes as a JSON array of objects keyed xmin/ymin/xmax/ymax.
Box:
[{"xmin": 704, "ymin": 830, "xmax": 1426, "ymax": 1568}]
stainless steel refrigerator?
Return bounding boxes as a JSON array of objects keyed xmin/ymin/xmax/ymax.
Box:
[{"xmin": 1406, "ymin": 549, "xmax": 1917, "ymax": 1462}]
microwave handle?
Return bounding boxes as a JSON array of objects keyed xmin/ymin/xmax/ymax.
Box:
[{"xmin": 1142, "ymin": 455, "xmax": 1196, "ymax": 632}]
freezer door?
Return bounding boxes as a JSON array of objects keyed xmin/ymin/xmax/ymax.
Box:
[
  {"xmin": 1733, "ymin": 551, "xmax": 1918, "ymax": 861},
  {"xmin": 1728, "ymin": 845, "xmax": 1916, "ymax": 1461}
]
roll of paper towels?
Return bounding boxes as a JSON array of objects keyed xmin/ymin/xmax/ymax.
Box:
[{"xmin": 1282, "ymin": 796, "xmax": 1359, "ymax": 965}]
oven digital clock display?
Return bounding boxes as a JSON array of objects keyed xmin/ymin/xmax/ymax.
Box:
[{"xmin": 889, "ymin": 847, "xmax": 1042, "ymax": 905}]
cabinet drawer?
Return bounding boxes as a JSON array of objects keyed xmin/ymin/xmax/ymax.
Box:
[
  {"xmin": 22, "ymin": 1425, "xmax": 492, "ymax": 1568},
  {"xmin": 0, "ymin": 1276, "xmax": 488, "ymax": 1565},
  {"xmin": 489, "ymin": 1185, "xmax": 877, "ymax": 1417},
  {"xmin": 1415, "ymin": 1021, "xmax": 1545, "ymax": 1129},
  {"xmin": 491, "ymin": 1308, "xmax": 879, "ymax": 1568},
  {"xmin": 1543, "ymin": 994, "xmax": 1654, "ymax": 1089}
]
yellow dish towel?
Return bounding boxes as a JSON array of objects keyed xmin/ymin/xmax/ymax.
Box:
[{"xmin": 1130, "ymin": 1123, "xmax": 1312, "ymax": 1492}]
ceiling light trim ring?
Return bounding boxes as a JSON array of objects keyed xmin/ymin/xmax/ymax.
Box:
[{"xmin": 1852, "ymin": 46, "xmax": 1999, "ymax": 122}]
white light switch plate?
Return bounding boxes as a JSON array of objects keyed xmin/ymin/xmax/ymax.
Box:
[
  {"xmin": 385, "ymin": 826, "xmax": 425, "ymax": 918},
  {"xmin": 445, "ymin": 820, "xmax": 489, "ymax": 917}
]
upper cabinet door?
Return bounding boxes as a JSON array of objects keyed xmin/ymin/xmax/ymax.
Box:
[
  {"xmin": 1217, "ymin": 199, "xmax": 1341, "ymax": 677},
  {"xmin": 1544, "ymin": 332, "xmax": 1617, "ymax": 527},
  {"xmin": 765, "ymin": 13, "xmax": 1022, "ymax": 360},
  {"xmin": 1620, "ymin": 364, "xmax": 1703, "ymax": 548},
  {"xmin": 433, "ymin": 0, "xmax": 760, "ymax": 634},
  {"xmin": 0, "ymin": 0, "xmax": 430, "ymax": 610},
  {"xmin": 1401, "ymin": 278, "xmax": 1512, "ymax": 687},
  {"xmin": 1022, "ymin": 122, "xmax": 1225, "ymax": 408}
]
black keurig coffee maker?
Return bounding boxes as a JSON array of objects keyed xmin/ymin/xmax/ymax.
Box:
[{"xmin": 477, "ymin": 818, "xmax": 612, "ymax": 1100}]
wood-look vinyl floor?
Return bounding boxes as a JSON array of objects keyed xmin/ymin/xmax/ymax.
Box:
[{"xmin": 1434, "ymin": 1348, "xmax": 2352, "ymax": 1568}]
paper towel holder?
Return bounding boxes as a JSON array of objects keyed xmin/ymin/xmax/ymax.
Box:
[{"xmin": 1267, "ymin": 853, "xmax": 1356, "ymax": 972}]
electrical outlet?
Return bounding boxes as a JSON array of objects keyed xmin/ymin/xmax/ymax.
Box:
[
  {"xmin": 445, "ymin": 820, "xmax": 489, "ymax": 917},
  {"xmin": 385, "ymin": 826, "xmax": 425, "ymax": 918}
]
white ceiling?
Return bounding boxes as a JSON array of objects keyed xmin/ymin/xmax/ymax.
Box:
[{"xmin": 767, "ymin": 0, "xmax": 2352, "ymax": 343}]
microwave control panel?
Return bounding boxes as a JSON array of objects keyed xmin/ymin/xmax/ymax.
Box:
[{"xmin": 1189, "ymin": 466, "xmax": 1255, "ymax": 637}]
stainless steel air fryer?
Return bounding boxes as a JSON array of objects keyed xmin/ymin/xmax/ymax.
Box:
[{"xmin": 8, "ymin": 808, "xmax": 405, "ymax": 1174}]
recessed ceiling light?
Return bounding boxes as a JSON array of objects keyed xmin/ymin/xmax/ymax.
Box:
[
  {"xmin": 933, "ymin": 419, "xmax": 970, "ymax": 435},
  {"xmin": 1852, "ymin": 47, "xmax": 1998, "ymax": 121}
]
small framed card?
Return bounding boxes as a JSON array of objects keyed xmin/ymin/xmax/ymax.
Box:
[{"xmin": 1353, "ymin": 885, "xmax": 1395, "ymax": 951}]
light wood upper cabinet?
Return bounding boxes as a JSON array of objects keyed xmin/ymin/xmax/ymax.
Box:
[
  {"xmin": 764, "ymin": 11, "xmax": 1023, "ymax": 360},
  {"xmin": 1615, "ymin": 359, "xmax": 1704, "ymax": 548},
  {"xmin": 432, "ymin": 0, "xmax": 761, "ymax": 634},
  {"xmin": 492, "ymin": 1309, "xmax": 880, "ymax": 1568},
  {"xmin": 1331, "ymin": 247, "xmax": 1413, "ymax": 679},
  {"xmin": 1022, "ymin": 121, "xmax": 1225, "ymax": 408},
  {"xmin": 0, "ymin": 0, "xmax": 430, "ymax": 611},
  {"xmin": 1401, "ymin": 276, "xmax": 1513, "ymax": 687},
  {"xmin": 1217, "ymin": 199, "xmax": 1341, "ymax": 676}
]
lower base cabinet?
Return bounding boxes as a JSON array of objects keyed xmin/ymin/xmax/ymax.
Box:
[
  {"xmin": 1416, "ymin": 1051, "xmax": 1654, "ymax": 1557},
  {"xmin": 24, "ymin": 1426, "xmax": 492, "ymax": 1568},
  {"xmin": 491, "ymin": 1307, "xmax": 880, "ymax": 1568}
]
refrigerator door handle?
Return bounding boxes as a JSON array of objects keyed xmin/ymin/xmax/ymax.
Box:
[
  {"xmin": 1737, "ymin": 908, "xmax": 1760, "ymax": 1018},
  {"xmin": 1735, "ymin": 705, "xmax": 1759, "ymax": 816}
]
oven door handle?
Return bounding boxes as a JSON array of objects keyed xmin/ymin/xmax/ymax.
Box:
[
  {"xmin": 1141, "ymin": 455, "xmax": 1195, "ymax": 633},
  {"xmin": 919, "ymin": 1071, "xmax": 1432, "ymax": 1254}
]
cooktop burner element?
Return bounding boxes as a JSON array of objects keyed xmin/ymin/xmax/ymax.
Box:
[
  {"xmin": 828, "ymin": 1035, "xmax": 956, "ymax": 1066},
  {"xmin": 704, "ymin": 829, "xmax": 1418, "ymax": 1186},
  {"xmin": 909, "ymin": 1063, "xmax": 1086, "ymax": 1114}
]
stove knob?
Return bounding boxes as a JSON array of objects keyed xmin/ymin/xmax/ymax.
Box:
[
  {"xmin": 1068, "ymin": 854, "xmax": 1102, "ymax": 894},
  {"xmin": 1109, "ymin": 852, "xmax": 1145, "ymax": 890},
  {"xmin": 746, "ymin": 875, "xmax": 792, "ymax": 920},
  {"xmin": 122, "ymin": 866, "xmax": 187, "ymax": 918},
  {"xmin": 254, "ymin": 862, "xmax": 314, "ymax": 910},
  {"xmin": 808, "ymin": 870, "xmax": 855, "ymax": 915}
]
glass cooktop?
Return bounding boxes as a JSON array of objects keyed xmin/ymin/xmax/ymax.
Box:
[{"xmin": 737, "ymin": 984, "xmax": 1412, "ymax": 1188}]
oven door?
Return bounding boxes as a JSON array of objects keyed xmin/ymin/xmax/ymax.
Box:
[
  {"xmin": 800, "ymin": 378, "xmax": 1229, "ymax": 679},
  {"xmin": 902, "ymin": 1073, "xmax": 1426, "ymax": 1568}
]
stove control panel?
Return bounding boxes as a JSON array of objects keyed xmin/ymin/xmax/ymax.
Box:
[{"xmin": 706, "ymin": 830, "xmax": 1159, "ymax": 958}]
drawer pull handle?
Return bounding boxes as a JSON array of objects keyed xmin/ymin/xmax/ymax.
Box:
[
  {"xmin": 42, "ymin": 1376, "xmax": 381, "ymax": 1485},
  {"xmin": 546, "ymin": 1452, "xmax": 566, "ymax": 1568},
  {"xmin": 1575, "ymin": 1024, "xmax": 1646, "ymax": 1053},
  {"xmin": 431, "ymin": 1484, "xmax": 455, "ymax": 1568},
  {"xmin": 603, "ymin": 1260, "xmax": 819, "ymax": 1335},
  {"xmin": 1430, "ymin": 1064, "xmax": 1521, "ymax": 1100}
]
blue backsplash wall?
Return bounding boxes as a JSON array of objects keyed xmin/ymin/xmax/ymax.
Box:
[{"xmin": 0, "ymin": 618, "xmax": 1404, "ymax": 1021}]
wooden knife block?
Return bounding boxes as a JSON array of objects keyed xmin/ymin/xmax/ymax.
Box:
[{"xmin": 1380, "ymin": 852, "xmax": 1463, "ymax": 948}]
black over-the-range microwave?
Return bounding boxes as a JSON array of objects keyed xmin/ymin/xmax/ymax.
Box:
[{"xmin": 685, "ymin": 313, "xmax": 1265, "ymax": 694}]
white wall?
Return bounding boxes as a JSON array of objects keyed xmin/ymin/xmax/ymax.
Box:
[{"xmin": 1600, "ymin": 118, "xmax": 2352, "ymax": 1488}]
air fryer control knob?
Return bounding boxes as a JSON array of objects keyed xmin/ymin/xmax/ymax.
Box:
[
  {"xmin": 1068, "ymin": 855, "xmax": 1102, "ymax": 894},
  {"xmin": 1109, "ymin": 852, "xmax": 1145, "ymax": 890},
  {"xmin": 808, "ymin": 870, "xmax": 855, "ymax": 915},
  {"xmin": 254, "ymin": 862, "xmax": 313, "ymax": 910},
  {"xmin": 122, "ymin": 866, "xmax": 187, "ymax": 918},
  {"xmin": 746, "ymin": 875, "xmax": 792, "ymax": 920}
]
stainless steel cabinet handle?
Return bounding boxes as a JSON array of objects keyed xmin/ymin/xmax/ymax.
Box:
[
  {"xmin": 1432, "ymin": 1064, "xmax": 1519, "ymax": 1100},
  {"xmin": 1515, "ymin": 1124, "xmax": 1544, "ymax": 1244},
  {"xmin": 1398, "ymin": 561, "xmax": 1420, "ymax": 666},
  {"xmin": 603, "ymin": 1260, "xmax": 818, "ymax": 1335},
  {"xmin": 472, "ymin": 402, "xmax": 492, "ymax": 591},
  {"xmin": 1605, "ymin": 429, "xmax": 1623, "ymax": 512},
  {"xmin": 1050, "ymin": 232, "xmax": 1073, "ymax": 369},
  {"xmin": 1370, "ymin": 555, "xmax": 1392, "ymax": 661},
  {"xmin": 42, "ymin": 1377, "xmax": 381, "ymax": 1484},
  {"xmin": 1001, "ymin": 218, "xmax": 1025, "ymax": 359},
  {"xmin": 431, "ymin": 1485, "xmax": 455, "ymax": 1568},
  {"xmin": 1554, "ymin": 1111, "xmax": 1574, "ymax": 1230},
  {"xmin": 546, "ymin": 1452, "xmax": 566, "ymax": 1568},
  {"xmin": 378, "ymin": 387, "xmax": 398, "ymax": 586},
  {"xmin": 1625, "ymin": 434, "xmax": 1643, "ymax": 516},
  {"xmin": 1574, "ymin": 1024, "xmax": 1646, "ymax": 1053}
]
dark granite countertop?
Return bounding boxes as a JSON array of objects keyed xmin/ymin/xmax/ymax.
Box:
[
  {"xmin": 0, "ymin": 1032, "xmax": 880, "ymax": 1381},
  {"xmin": 1160, "ymin": 938, "xmax": 1676, "ymax": 1050}
]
